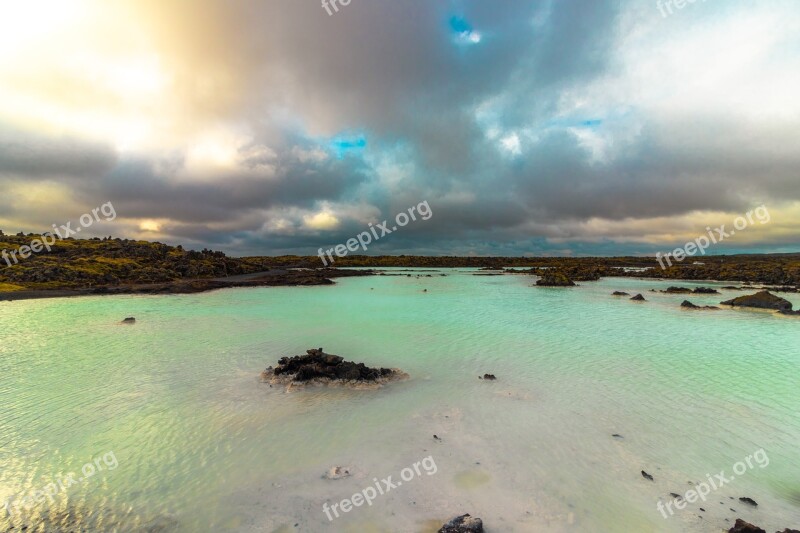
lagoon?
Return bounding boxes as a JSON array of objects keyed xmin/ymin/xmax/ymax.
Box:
[{"xmin": 1, "ymin": 270, "xmax": 798, "ymax": 532}]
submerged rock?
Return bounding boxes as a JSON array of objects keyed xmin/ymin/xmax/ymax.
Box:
[
  {"xmin": 641, "ymin": 470, "xmax": 654, "ymax": 481},
  {"xmin": 262, "ymin": 348, "xmax": 407, "ymax": 388},
  {"xmin": 121, "ymin": 317, "xmax": 136, "ymax": 324},
  {"xmin": 721, "ymin": 290, "xmax": 793, "ymax": 311},
  {"xmin": 738, "ymin": 497, "xmax": 758, "ymax": 507},
  {"xmin": 681, "ymin": 300, "xmax": 719, "ymax": 310},
  {"xmin": 481, "ymin": 374, "xmax": 497, "ymax": 380},
  {"xmin": 535, "ymin": 271, "xmax": 576, "ymax": 287},
  {"xmin": 612, "ymin": 291, "xmax": 630, "ymax": 296},
  {"xmin": 323, "ymin": 466, "xmax": 351, "ymax": 480},
  {"xmin": 438, "ymin": 514, "xmax": 484, "ymax": 533}
]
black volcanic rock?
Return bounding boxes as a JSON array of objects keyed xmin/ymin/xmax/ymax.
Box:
[
  {"xmin": 536, "ymin": 271, "xmax": 575, "ymax": 287},
  {"xmin": 264, "ymin": 348, "xmax": 405, "ymax": 386},
  {"xmin": 438, "ymin": 514, "xmax": 484, "ymax": 533},
  {"xmin": 630, "ymin": 294, "xmax": 646, "ymax": 301},
  {"xmin": 693, "ymin": 287, "xmax": 720, "ymax": 294},
  {"xmin": 728, "ymin": 519, "xmax": 766, "ymax": 533},
  {"xmin": 721, "ymin": 290, "xmax": 793, "ymax": 311},
  {"xmin": 681, "ymin": 300, "xmax": 719, "ymax": 310},
  {"xmin": 664, "ymin": 286, "xmax": 693, "ymax": 293},
  {"xmin": 612, "ymin": 291, "xmax": 630, "ymax": 296}
]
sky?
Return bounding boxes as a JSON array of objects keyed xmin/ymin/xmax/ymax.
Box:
[{"xmin": 0, "ymin": 0, "xmax": 799, "ymax": 257}]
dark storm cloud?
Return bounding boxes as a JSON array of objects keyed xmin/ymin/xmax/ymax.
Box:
[
  {"xmin": 0, "ymin": 123, "xmax": 117, "ymax": 178},
  {"xmin": 2, "ymin": 0, "xmax": 799, "ymax": 255}
]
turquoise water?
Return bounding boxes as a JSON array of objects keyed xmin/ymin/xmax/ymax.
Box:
[{"xmin": 1, "ymin": 270, "xmax": 799, "ymax": 532}]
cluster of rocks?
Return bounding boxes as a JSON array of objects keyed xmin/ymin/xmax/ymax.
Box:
[
  {"xmin": 681, "ymin": 300, "xmax": 719, "ymax": 310},
  {"xmin": 535, "ymin": 270, "xmax": 576, "ymax": 286},
  {"xmin": 261, "ymin": 348, "xmax": 407, "ymax": 387},
  {"xmin": 663, "ymin": 286, "xmax": 720, "ymax": 294},
  {"xmin": 610, "ymin": 288, "xmax": 798, "ymax": 317},
  {"xmin": 612, "ymin": 291, "xmax": 648, "ymax": 301},
  {"xmin": 728, "ymin": 518, "xmax": 800, "ymax": 533},
  {"xmin": 638, "ymin": 460, "xmax": 795, "ymax": 532}
]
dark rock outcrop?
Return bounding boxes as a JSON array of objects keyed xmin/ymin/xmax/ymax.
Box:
[
  {"xmin": 631, "ymin": 294, "xmax": 646, "ymax": 301},
  {"xmin": 693, "ymin": 287, "xmax": 720, "ymax": 294},
  {"xmin": 536, "ymin": 271, "xmax": 575, "ymax": 287},
  {"xmin": 121, "ymin": 317, "xmax": 136, "ymax": 324},
  {"xmin": 738, "ymin": 497, "xmax": 758, "ymax": 507},
  {"xmin": 727, "ymin": 519, "xmax": 800, "ymax": 533},
  {"xmin": 262, "ymin": 348, "xmax": 407, "ymax": 387},
  {"xmin": 721, "ymin": 290, "xmax": 793, "ymax": 311},
  {"xmin": 641, "ymin": 470, "xmax": 654, "ymax": 481},
  {"xmin": 681, "ymin": 300, "xmax": 719, "ymax": 310},
  {"xmin": 612, "ymin": 291, "xmax": 630, "ymax": 296},
  {"xmin": 481, "ymin": 374, "xmax": 497, "ymax": 380},
  {"xmin": 438, "ymin": 514, "xmax": 484, "ymax": 533},
  {"xmin": 728, "ymin": 519, "xmax": 766, "ymax": 533},
  {"xmin": 664, "ymin": 286, "xmax": 693, "ymax": 293}
]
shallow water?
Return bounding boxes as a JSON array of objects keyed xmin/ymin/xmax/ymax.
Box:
[{"xmin": 1, "ymin": 270, "xmax": 799, "ymax": 532}]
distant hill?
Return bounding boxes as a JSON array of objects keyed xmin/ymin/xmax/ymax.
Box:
[{"xmin": 0, "ymin": 232, "xmax": 272, "ymax": 292}]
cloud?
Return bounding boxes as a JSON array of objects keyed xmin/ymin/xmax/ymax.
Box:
[{"xmin": 0, "ymin": 0, "xmax": 799, "ymax": 256}]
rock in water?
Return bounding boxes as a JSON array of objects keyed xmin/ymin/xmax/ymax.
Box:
[
  {"xmin": 438, "ymin": 514, "xmax": 484, "ymax": 533},
  {"xmin": 721, "ymin": 290, "xmax": 793, "ymax": 311},
  {"xmin": 535, "ymin": 271, "xmax": 576, "ymax": 287},
  {"xmin": 693, "ymin": 287, "xmax": 720, "ymax": 294},
  {"xmin": 630, "ymin": 294, "xmax": 646, "ymax": 301},
  {"xmin": 681, "ymin": 300, "xmax": 719, "ymax": 310},
  {"xmin": 482, "ymin": 374, "xmax": 497, "ymax": 380},
  {"xmin": 738, "ymin": 497, "xmax": 757, "ymax": 507},
  {"xmin": 323, "ymin": 466, "xmax": 351, "ymax": 480},
  {"xmin": 728, "ymin": 519, "xmax": 766, "ymax": 533},
  {"xmin": 121, "ymin": 317, "xmax": 136, "ymax": 324},
  {"xmin": 664, "ymin": 286, "xmax": 693, "ymax": 293},
  {"xmin": 612, "ymin": 291, "xmax": 630, "ymax": 296},
  {"xmin": 263, "ymin": 348, "xmax": 407, "ymax": 388},
  {"xmin": 641, "ymin": 470, "xmax": 654, "ymax": 481}
]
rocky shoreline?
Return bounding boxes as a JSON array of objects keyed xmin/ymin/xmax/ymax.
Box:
[{"xmin": 0, "ymin": 268, "xmax": 374, "ymax": 302}]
